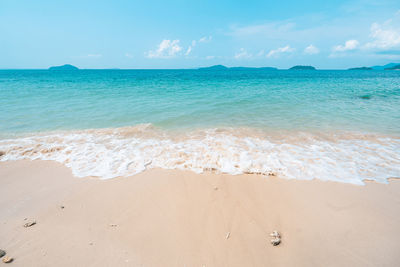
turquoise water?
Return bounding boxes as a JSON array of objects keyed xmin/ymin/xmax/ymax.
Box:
[
  {"xmin": 0, "ymin": 69, "xmax": 399, "ymax": 183},
  {"xmin": 1, "ymin": 69, "xmax": 399, "ymax": 135}
]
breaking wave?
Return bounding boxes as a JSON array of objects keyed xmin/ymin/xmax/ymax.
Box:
[{"xmin": 0, "ymin": 124, "xmax": 399, "ymax": 185}]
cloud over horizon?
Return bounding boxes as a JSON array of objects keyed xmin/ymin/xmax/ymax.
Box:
[
  {"xmin": 266, "ymin": 45, "xmax": 295, "ymax": 58},
  {"xmin": 304, "ymin": 45, "xmax": 320, "ymax": 55},
  {"xmin": 234, "ymin": 48, "xmax": 252, "ymax": 59},
  {"xmin": 199, "ymin": 36, "xmax": 212, "ymax": 43},
  {"xmin": 332, "ymin": 40, "xmax": 359, "ymax": 52},
  {"xmin": 3, "ymin": 0, "xmax": 400, "ymax": 69},
  {"xmin": 364, "ymin": 21, "xmax": 400, "ymax": 51},
  {"xmin": 146, "ymin": 40, "xmax": 183, "ymax": 59}
]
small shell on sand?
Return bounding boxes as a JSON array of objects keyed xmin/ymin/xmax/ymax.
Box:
[
  {"xmin": 226, "ymin": 232, "xmax": 230, "ymax": 239},
  {"xmin": 270, "ymin": 230, "xmax": 280, "ymax": 238},
  {"xmin": 2, "ymin": 256, "xmax": 13, "ymax": 263},
  {"xmin": 270, "ymin": 231, "xmax": 281, "ymax": 246},
  {"xmin": 270, "ymin": 237, "xmax": 281, "ymax": 246},
  {"xmin": 23, "ymin": 220, "xmax": 36, "ymax": 228}
]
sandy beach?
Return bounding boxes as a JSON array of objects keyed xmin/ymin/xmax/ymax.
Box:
[
  {"xmin": 0, "ymin": 160, "xmax": 399, "ymax": 266},
  {"xmin": 3, "ymin": 0, "xmax": 400, "ymax": 266}
]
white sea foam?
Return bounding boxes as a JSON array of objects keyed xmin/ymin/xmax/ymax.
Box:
[{"xmin": 0, "ymin": 124, "xmax": 399, "ymax": 184}]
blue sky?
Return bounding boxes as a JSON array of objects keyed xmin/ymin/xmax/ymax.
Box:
[{"xmin": 1, "ymin": 0, "xmax": 400, "ymax": 69}]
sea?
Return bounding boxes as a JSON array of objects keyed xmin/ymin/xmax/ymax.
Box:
[{"xmin": 0, "ymin": 69, "xmax": 399, "ymax": 184}]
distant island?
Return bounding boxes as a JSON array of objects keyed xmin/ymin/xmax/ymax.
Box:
[
  {"xmin": 348, "ymin": 67, "xmax": 372, "ymax": 70},
  {"xmin": 384, "ymin": 64, "xmax": 400, "ymax": 70},
  {"xmin": 198, "ymin": 65, "xmax": 228, "ymax": 70},
  {"xmin": 371, "ymin": 63, "xmax": 400, "ymax": 70},
  {"xmin": 42, "ymin": 63, "xmax": 400, "ymax": 71},
  {"xmin": 49, "ymin": 64, "xmax": 79, "ymax": 71},
  {"xmin": 289, "ymin": 65, "xmax": 316, "ymax": 70},
  {"xmin": 198, "ymin": 65, "xmax": 277, "ymax": 71},
  {"xmin": 198, "ymin": 64, "xmax": 400, "ymax": 71}
]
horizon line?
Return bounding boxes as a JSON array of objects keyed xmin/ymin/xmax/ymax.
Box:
[{"xmin": 0, "ymin": 65, "xmax": 397, "ymax": 71}]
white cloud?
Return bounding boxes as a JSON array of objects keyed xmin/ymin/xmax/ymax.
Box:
[
  {"xmin": 228, "ymin": 11, "xmax": 400, "ymax": 60},
  {"xmin": 205, "ymin": 55, "xmax": 215, "ymax": 60},
  {"xmin": 185, "ymin": 46, "xmax": 193, "ymax": 56},
  {"xmin": 332, "ymin": 39, "xmax": 359, "ymax": 52},
  {"xmin": 364, "ymin": 22, "xmax": 400, "ymax": 50},
  {"xmin": 146, "ymin": 39, "xmax": 182, "ymax": 58},
  {"xmin": 234, "ymin": 48, "xmax": 252, "ymax": 59},
  {"xmin": 125, "ymin": 53, "xmax": 134, "ymax": 58},
  {"xmin": 185, "ymin": 40, "xmax": 197, "ymax": 56},
  {"xmin": 266, "ymin": 45, "xmax": 294, "ymax": 58},
  {"xmin": 304, "ymin": 44, "xmax": 320, "ymax": 55},
  {"xmin": 199, "ymin": 36, "xmax": 212, "ymax": 43},
  {"xmin": 185, "ymin": 36, "xmax": 212, "ymax": 56}
]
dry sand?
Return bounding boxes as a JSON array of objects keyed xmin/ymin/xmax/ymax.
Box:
[{"xmin": 0, "ymin": 160, "xmax": 399, "ymax": 267}]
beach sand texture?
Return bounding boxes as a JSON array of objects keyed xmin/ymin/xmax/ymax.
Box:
[{"xmin": 1, "ymin": 160, "xmax": 400, "ymax": 267}]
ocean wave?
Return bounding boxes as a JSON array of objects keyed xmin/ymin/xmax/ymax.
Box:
[{"xmin": 0, "ymin": 124, "xmax": 399, "ymax": 184}]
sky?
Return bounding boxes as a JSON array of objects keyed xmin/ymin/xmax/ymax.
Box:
[{"xmin": 1, "ymin": 0, "xmax": 400, "ymax": 69}]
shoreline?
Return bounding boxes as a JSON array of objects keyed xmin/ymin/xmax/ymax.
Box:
[
  {"xmin": 1, "ymin": 126, "xmax": 399, "ymax": 184},
  {"xmin": 1, "ymin": 160, "xmax": 400, "ymax": 266}
]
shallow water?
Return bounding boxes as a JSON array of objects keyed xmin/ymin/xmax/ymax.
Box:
[{"xmin": 1, "ymin": 69, "xmax": 399, "ymax": 183}]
